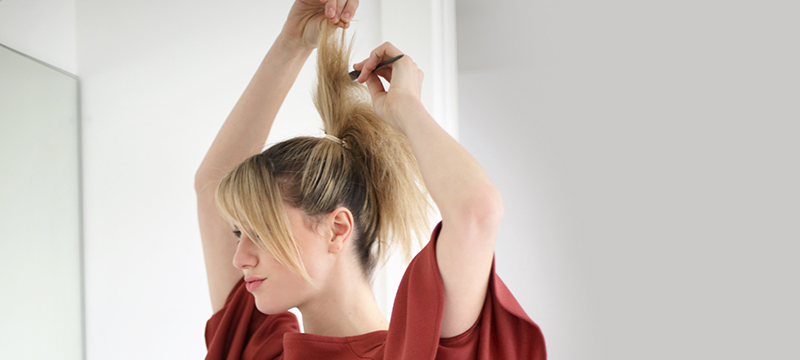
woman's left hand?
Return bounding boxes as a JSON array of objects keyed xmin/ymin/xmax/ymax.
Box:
[
  {"xmin": 353, "ymin": 42, "xmax": 425, "ymax": 132},
  {"xmin": 282, "ymin": 0, "xmax": 359, "ymax": 50}
]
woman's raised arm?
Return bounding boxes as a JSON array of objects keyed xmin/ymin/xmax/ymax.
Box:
[
  {"xmin": 195, "ymin": 0, "xmax": 358, "ymax": 313},
  {"xmin": 355, "ymin": 42, "xmax": 504, "ymax": 338},
  {"xmin": 194, "ymin": 36, "xmax": 311, "ymax": 188}
]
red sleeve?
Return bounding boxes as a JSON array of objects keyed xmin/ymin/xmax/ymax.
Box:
[
  {"xmin": 205, "ymin": 276, "xmax": 300, "ymax": 360},
  {"xmin": 383, "ymin": 220, "xmax": 547, "ymax": 360}
]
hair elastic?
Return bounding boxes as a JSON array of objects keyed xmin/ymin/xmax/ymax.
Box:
[{"xmin": 324, "ymin": 133, "xmax": 347, "ymax": 148}]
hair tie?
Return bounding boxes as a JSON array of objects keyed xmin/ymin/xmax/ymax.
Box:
[{"xmin": 324, "ymin": 133, "xmax": 347, "ymax": 148}]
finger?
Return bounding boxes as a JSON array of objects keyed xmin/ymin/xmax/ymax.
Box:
[
  {"xmin": 334, "ymin": 0, "xmax": 347, "ymax": 24},
  {"xmin": 356, "ymin": 51, "xmax": 383, "ymax": 83},
  {"xmin": 341, "ymin": 0, "xmax": 358, "ymax": 23},
  {"xmin": 357, "ymin": 42, "xmax": 404, "ymax": 83},
  {"xmin": 374, "ymin": 67, "xmax": 392, "ymax": 82},
  {"xmin": 353, "ymin": 58, "xmax": 368, "ymax": 70},
  {"xmin": 358, "ymin": 54, "xmax": 396, "ymax": 83},
  {"xmin": 375, "ymin": 42, "xmax": 404, "ymax": 60},
  {"xmin": 356, "ymin": 54, "xmax": 376, "ymax": 83},
  {"xmin": 365, "ymin": 73, "xmax": 386, "ymax": 98},
  {"xmin": 326, "ymin": 0, "xmax": 337, "ymax": 23}
]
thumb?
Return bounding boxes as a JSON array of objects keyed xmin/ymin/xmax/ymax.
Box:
[{"xmin": 365, "ymin": 73, "xmax": 386, "ymax": 99}]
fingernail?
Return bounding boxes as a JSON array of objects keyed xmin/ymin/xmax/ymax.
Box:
[
  {"xmin": 327, "ymin": 7, "xmax": 334, "ymax": 17},
  {"xmin": 343, "ymin": 13, "xmax": 351, "ymax": 20}
]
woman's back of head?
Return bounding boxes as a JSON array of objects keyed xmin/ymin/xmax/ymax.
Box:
[{"xmin": 215, "ymin": 24, "xmax": 433, "ymax": 286}]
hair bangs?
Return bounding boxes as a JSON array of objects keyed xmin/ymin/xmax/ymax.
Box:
[{"xmin": 215, "ymin": 156, "xmax": 317, "ymax": 287}]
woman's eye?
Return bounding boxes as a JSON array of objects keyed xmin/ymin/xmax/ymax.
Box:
[{"xmin": 232, "ymin": 230, "xmax": 242, "ymax": 238}]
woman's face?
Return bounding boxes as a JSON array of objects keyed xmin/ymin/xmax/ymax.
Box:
[{"xmin": 232, "ymin": 205, "xmax": 332, "ymax": 314}]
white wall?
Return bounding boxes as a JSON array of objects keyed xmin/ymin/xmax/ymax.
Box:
[
  {"xmin": 456, "ymin": 0, "xmax": 799, "ymax": 359},
  {"xmin": 0, "ymin": 0, "xmax": 77, "ymax": 74},
  {"xmin": 3, "ymin": 1, "xmax": 458, "ymax": 359}
]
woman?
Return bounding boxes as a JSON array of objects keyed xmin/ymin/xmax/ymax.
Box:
[{"xmin": 195, "ymin": 1, "xmax": 545, "ymax": 358}]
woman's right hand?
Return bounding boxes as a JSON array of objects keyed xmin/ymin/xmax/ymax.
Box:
[
  {"xmin": 352, "ymin": 42, "xmax": 425, "ymax": 132},
  {"xmin": 282, "ymin": 0, "xmax": 359, "ymax": 50}
]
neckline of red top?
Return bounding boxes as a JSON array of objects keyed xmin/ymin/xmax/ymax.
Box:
[{"xmin": 283, "ymin": 329, "xmax": 389, "ymax": 343}]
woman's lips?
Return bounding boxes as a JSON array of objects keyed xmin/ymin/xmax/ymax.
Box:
[
  {"xmin": 246, "ymin": 279, "xmax": 265, "ymax": 292},
  {"xmin": 244, "ymin": 276, "xmax": 265, "ymax": 283}
]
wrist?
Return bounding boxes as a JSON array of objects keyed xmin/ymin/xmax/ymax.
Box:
[
  {"xmin": 390, "ymin": 98, "xmax": 429, "ymax": 135},
  {"xmin": 276, "ymin": 31, "xmax": 315, "ymax": 55}
]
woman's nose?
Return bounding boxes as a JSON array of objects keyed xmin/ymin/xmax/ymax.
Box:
[{"xmin": 232, "ymin": 233, "xmax": 258, "ymax": 270}]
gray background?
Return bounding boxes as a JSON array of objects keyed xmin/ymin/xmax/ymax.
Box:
[{"xmin": 456, "ymin": 0, "xmax": 799, "ymax": 358}]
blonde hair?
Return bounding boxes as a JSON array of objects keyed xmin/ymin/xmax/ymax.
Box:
[{"xmin": 215, "ymin": 24, "xmax": 433, "ymax": 287}]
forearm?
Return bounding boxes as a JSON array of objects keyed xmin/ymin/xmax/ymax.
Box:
[
  {"xmin": 397, "ymin": 101, "xmax": 504, "ymax": 223},
  {"xmin": 195, "ymin": 33, "xmax": 314, "ymax": 190}
]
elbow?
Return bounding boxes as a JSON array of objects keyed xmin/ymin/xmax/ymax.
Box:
[
  {"xmin": 454, "ymin": 187, "xmax": 505, "ymax": 229},
  {"xmin": 441, "ymin": 189, "xmax": 503, "ymax": 248},
  {"xmin": 475, "ymin": 189, "xmax": 505, "ymax": 227},
  {"xmin": 194, "ymin": 170, "xmax": 216, "ymax": 194},
  {"xmin": 194, "ymin": 171, "xmax": 205, "ymax": 193}
]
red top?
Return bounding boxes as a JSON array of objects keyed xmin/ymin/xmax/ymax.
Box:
[{"xmin": 205, "ymin": 220, "xmax": 546, "ymax": 359}]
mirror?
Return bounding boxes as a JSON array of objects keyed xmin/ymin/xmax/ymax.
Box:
[{"xmin": 0, "ymin": 44, "xmax": 83, "ymax": 360}]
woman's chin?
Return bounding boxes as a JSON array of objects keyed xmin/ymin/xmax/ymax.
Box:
[{"xmin": 255, "ymin": 298, "xmax": 293, "ymax": 315}]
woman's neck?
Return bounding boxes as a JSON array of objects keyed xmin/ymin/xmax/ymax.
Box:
[{"xmin": 296, "ymin": 272, "xmax": 389, "ymax": 337}]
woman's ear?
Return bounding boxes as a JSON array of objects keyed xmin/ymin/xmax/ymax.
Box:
[{"xmin": 327, "ymin": 207, "xmax": 354, "ymax": 254}]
